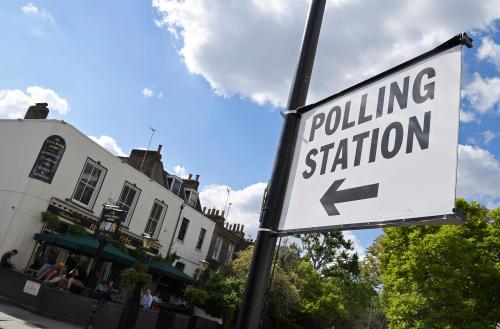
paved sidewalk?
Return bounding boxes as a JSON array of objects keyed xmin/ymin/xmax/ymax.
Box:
[{"xmin": 0, "ymin": 302, "xmax": 80, "ymax": 329}]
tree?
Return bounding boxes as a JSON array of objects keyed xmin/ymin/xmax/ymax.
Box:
[
  {"xmin": 298, "ymin": 231, "xmax": 360, "ymax": 278},
  {"xmin": 379, "ymin": 199, "xmax": 500, "ymax": 329}
]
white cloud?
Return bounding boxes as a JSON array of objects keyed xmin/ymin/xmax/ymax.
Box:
[
  {"xmin": 483, "ymin": 130, "xmax": 499, "ymax": 144},
  {"xmin": 457, "ymin": 144, "xmax": 500, "ymax": 207},
  {"xmin": 460, "ymin": 109, "xmax": 477, "ymax": 123},
  {"xmin": 142, "ymin": 87, "xmax": 154, "ymax": 98},
  {"xmin": 477, "ymin": 37, "xmax": 500, "ymax": 70},
  {"xmin": 0, "ymin": 86, "xmax": 69, "ymax": 119},
  {"xmin": 173, "ymin": 165, "xmax": 189, "ymax": 178},
  {"xmin": 21, "ymin": 3, "xmax": 54, "ymax": 23},
  {"xmin": 153, "ymin": 0, "xmax": 500, "ymax": 107},
  {"xmin": 462, "ymin": 73, "xmax": 500, "ymax": 114},
  {"xmin": 199, "ymin": 182, "xmax": 267, "ymax": 239},
  {"xmin": 88, "ymin": 135, "xmax": 126, "ymax": 157},
  {"xmin": 342, "ymin": 230, "xmax": 366, "ymax": 258}
]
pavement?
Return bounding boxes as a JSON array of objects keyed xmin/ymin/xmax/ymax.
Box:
[{"xmin": 0, "ymin": 302, "xmax": 80, "ymax": 329}]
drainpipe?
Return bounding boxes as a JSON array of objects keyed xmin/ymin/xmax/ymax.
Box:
[{"xmin": 167, "ymin": 203, "xmax": 184, "ymax": 256}]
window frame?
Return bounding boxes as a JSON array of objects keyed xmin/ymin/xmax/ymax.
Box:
[
  {"xmin": 174, "ymin": 262, "xmax": 185, "ymax": 272},
  {"xmin": 71, "ymin": 158, "xmax": 107, "ymax": 210},
  {"xmin": 116, "ymin": 181, "xmax": 141, "ymax": 227},
  {"xmin": 195, "ymin": 228, "xmax": 206, "ymax": 250},
  {"xmin": 169, "ymin": 177, "xmax": 182, "ymax": 196},
  {"xmin": 184, "ymin": 189, "xmax": 199, "ymax": 207},
  {"xmin": 177, "ymin": 218, "xmax": 190, "ymax": 242},
  {"xmin": 212, "ymin": 236, "xmax": 223, "ymax": 261},
  {"xmin": 225, "ymin": 243, "xmax": 235, "ymax": 265},
  {"xmin": 144, "ymin": 200, "xmax": 168, "ymax": 239}
]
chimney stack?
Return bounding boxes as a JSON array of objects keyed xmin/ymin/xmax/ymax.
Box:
[
  {"xmin": 157, "ymin": 144, "xmax": 163, "ymax": 154},
  {"xmin": 221, "ymin": 210, "xmax": 225, "ymax": 218},
  {"xmin": 240, "ymin": 224, "xmax": 244, "ymax": 232},
  {"xmin": 188, "ymin": 174, "xmax": 192, "ymax": 180},
  {"xmin": 202, "ymin": 206, "xmax": 206, "ymax": 213},
  {"xmin": 195, "ymin": 174, "xmax": 200, "ymax": 181},
  {"xmin": 215, "ymin": 210, "xmax": 220, "ymax": 216},
  {"xmin": 25, "ymin": 103, "xmax": 49, "ymax": 120}
]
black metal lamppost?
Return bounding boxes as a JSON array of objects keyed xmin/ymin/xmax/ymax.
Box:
[
  {"xmin": 84, "ymin": 204, "xmax": 126, "ymax": 329},
  {"xmin": 117, "ymin": 233, "xmax": 155, "ymax": 329}
]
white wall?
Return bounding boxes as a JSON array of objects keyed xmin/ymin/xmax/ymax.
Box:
[
  {"xmin": 170, "ymin": 205, "xmax": 215, "ymax": 276},
  {"xmin": 0, "ymin": 119, "xmax": 215, "ymax": 272}
]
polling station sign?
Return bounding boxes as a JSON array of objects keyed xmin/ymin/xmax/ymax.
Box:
[{"xmin": 279, "ymin": 45, "xmax": 462, "ymax": 233}]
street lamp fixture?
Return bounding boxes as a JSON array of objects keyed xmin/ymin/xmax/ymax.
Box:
[
  {"xmin": 199, "ymin": 259, "xmax": 209, "ymax": 272},
  {"xmin": 141, "ymin": 233, "xmax": 154, "ymax": 250}
]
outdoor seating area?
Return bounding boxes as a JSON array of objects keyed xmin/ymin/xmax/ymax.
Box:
[{"xmin": 0, "ymin": 267, "xmax": 219, "ymax": 329}]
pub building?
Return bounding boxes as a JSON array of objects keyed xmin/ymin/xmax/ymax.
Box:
[{"xmin": 0, "ymin": 103, "xmax": 218, "ymax": 286}]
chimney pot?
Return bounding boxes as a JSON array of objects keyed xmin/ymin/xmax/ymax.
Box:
[
  {"xmin": 188, "ymin": 174, "xmax": 192, "ymax": 180},
  {"xmin": 236, "ymin": 224, "xmax": 240, "ymax": 231},
  {"xmin": 240, "ymin": 224, "xmax": 245, "ymax": 232},
  {"xmin": 203, "ymin": 206, "xmax": 206, "ymax": 213},
  {"xmin": 221, "ymin": 210, "xmax": 225, "ymax": 217},
  {"xmin": 215, "ymin": 210, "xmax": 220, "ymax": 216},
  {"xmin": 157, "ymin": 144, "xmax": 163, "ymax": 153},
  {"xmin": 25, "ymin": 103, "xmax": 49, "ymax": 120},
  {"xmin": 195, "ymin": 174, "xmax": 200, "ymax": 181}
]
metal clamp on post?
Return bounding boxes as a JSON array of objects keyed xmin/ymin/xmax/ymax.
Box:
[
  {"xmin": 257, "ymin": 228, "xmax": 279, "ymax": 236},
  {"xmin": 459, "ymin": 32, "xmax": 473, "ymax": 48}
]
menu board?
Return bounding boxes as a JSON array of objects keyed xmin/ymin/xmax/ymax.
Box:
[{"xmin": 29, "ymin": 135, "xmax": 66, "ymax": 184}]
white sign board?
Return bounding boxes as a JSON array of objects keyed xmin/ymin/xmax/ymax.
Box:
[
  {"xmin": 279, "ymin": 46, "xmax": 462, "ymax": 232},
  {"xmin": 23, "ymin": 280, "xmax": 41, "ymax": 296}
]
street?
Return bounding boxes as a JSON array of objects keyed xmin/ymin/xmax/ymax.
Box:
[{"xmin": 0, "ymin": 302, "xmax": 79, "ymax": 329}]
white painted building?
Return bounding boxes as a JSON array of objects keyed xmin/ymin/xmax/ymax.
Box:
[{"xmin": 0, "ymin": 113, "xmax": 215, "ymax": 278}]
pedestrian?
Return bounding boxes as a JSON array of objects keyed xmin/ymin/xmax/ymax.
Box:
[
  {"xmin": 140, "ymin": 289, "xmax": 153, "ymax": 309},
  {"xmin": 1, "ymin": 249, "xmax": 18, "ymax": 269},
  {"xmin": 152, "ymin": 292, "xmax": 162, "ymax": 311}
]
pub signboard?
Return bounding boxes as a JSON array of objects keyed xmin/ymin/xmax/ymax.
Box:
[{"xmin": 29, "ymin": 135, "xmax": 66, "ymax": 184}]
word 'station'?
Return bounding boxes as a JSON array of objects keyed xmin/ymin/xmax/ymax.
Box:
[
  {"xmin": 303, "ymin": 67, "xmax": 434, "ymax": 180},
  {"xmin": 279, "ymin": 46, "xmax": 462, "ymax": 232}
]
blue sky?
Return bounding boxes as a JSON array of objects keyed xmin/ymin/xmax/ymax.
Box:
[{"xmin": 1, "ymin": 0, "xmax": 499, "ymax": 255}]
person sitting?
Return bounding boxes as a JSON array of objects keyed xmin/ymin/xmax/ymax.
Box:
[
  {"xmin": 43, "ymin": 262, "xmax": 64, "ymax": 284},
  {"xmin": 65, "ymin": 265, "xmax": 88, "ymax": 294},
  {"xmin": 151, "ymin": 292, "xmax": 162, "ymax": 311},
  {"xmin": 1, "ymin": 249, "xmax": 18, "ymax": 269},
  {"xmin": 95, "ymin": 280, "xmax": 114, "ymax": 300}
]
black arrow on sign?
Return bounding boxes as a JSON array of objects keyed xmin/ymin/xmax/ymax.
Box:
[{"xmin": 320, "ymin": 179, "xmax": 379, "ymax": 216}]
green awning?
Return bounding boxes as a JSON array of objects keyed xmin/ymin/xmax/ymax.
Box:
[
  {"xmin": 34, "ymin": 233, "xmax": 136, "ymax": 266},
  {"xmin": 147, "ymin": 259, "xmax": 193, "ymax": 284}
]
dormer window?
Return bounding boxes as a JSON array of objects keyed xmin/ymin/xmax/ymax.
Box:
[
  {"xmin": 168, "ymin": 176, "xmax": 182, "ymax": 196},
  {"xmin": 184, "ymin": 189, "xmax": 199, "ymax": 207}
]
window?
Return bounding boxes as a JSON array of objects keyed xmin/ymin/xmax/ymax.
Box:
[
  {"xmin": 184, "ymin": 189, "xmax": 199, "ymax": 207},
  {"xmin": 174, "ymin": 262, "xmax": 185, "ymax": 272},
  {"xmin": 212, "ymin": 236, "xmax": 223, "ymax": 261},
  {"xmin": 226, "ymin": 243, "xmax": 235, "ymax": 265},
  {"xmin": 177, "ymin": 218, "xmax": 190, "ymax": 241},
  {"xmin": 170, "ymin": 177, "xmax": 182, "ymax": 196},
  {"xmin": 196, "ymin": 228, "xmax": 206, "ymax": 250},
  {"xmin": 145, "ymin": 200, "xmax": 167, "ymax": 238},
  {"xmin": 117, "ymin": 182, "xmax": 140, "ymax": 226},
  {"xmin": 72, "ymin": 159, "xmax": 106, "ymax": 208}
]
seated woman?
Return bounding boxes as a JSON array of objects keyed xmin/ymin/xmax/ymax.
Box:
[
  {"xmin": 94, "ymin": 280, "xmax": 114, "ymax": 300},
  {"xmin": 66, "ymin": 265, "xmax": 88, "ymax": 294}
]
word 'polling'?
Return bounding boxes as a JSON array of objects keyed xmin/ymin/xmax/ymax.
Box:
[{"xmin": 302, "ymin": 67, "xmax": 436, "ymax": 180}]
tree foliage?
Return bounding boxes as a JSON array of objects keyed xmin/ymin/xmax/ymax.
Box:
[
  {"xmin": 378, "ymin": 199, "xmax": 500, "ymax": 329},
  {"xmin": 298, "ymin": 231, "xmax": 360, "ymax": 278}
]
